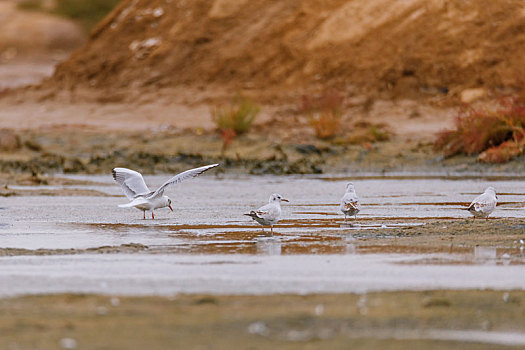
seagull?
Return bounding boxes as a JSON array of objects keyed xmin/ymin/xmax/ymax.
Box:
[
  {"xmin": 112, "ymin": 164, "xmax": 219, "ymax": 219},
  {"xmin": 465, "ymin": 186, "xmax": 497, "ymax": 221},
  {"xmin": 245, "ymin": 193, "xmax": 288, "ymax": 234},
  {"xmin": 340, "ymin": 182, "xmax": 360, "ymax": 222}
]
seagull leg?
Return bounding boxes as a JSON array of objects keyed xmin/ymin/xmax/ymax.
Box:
[
  {"xmin": 354, "ymin": 214, "xmax": 357, "ymax": 220},
  {"xmin": 152, "ymin": 212, "xmax": 155, "ymax": 220},
  {"xmin": 143, "ymin": 211, "xmax": 146, "ymax": 220},
  {"xmin": 344, "ymin": 214, "xmax": 347, "ymax": 223}
]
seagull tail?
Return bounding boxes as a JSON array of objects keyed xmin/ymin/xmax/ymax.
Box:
[
  {"xmin": 244, "ymin": 211, "xmax": 258, "ymax": 218},
  {"xmin": 343, "ymin": 202, "xmax": 358, "ymax": 211},
  {"xmin": 118, "ymin": 198, "xmax": 148, "ymax": 208}
]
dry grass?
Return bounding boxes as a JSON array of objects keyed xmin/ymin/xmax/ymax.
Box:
[
  {"xmin": 301, "ymin": 91, "xmax": 392, "ymax": 143},
  {"xmin": 211, "ymin": 95, "xmax": 260, "ymax": 149},
  {"xmin": 301, "ymin": 90, "xmax": 344, "ymax": 140},
  {"xmin": 434, "ymin": 91, "xmax": 525, "ymax": 163},
  {"xmin": 309, "ymin": 111, "xmax": 341, "ymax": 140}
]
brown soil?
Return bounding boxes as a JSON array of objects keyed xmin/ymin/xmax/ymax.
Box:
[
  {"xmin": 0, "ymin": 187, "xmax": 110, "ymax": 197},
  {"xmin": 0, "ymin": 173, "xmax": 111, "ymax": 196},
  {"xmin": 0, "ymin": 2, "xmax": 85, "ymax": 90},
  {"xmin": 3, "ymin": 1, "xmax": 525, "ymax": 174},
  {"xmin": 0, "ymin": 243, "xmax": 147, "ymax": 256},
  {"xmin": 0, "ymin": 173, "xmax": 100, "ymax": 187},
  {"xmin": 38, "ymin": 0, "xmax": 525, "ymax": 101},
  {"xmin": 0, "ymin": 2, "xmax": 84, "ymax": 58},
  {"xmin": 1, "ymin": 291, "xmax": 523, "ymax": 349}
]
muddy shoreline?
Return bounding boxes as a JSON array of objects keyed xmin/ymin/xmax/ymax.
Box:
[{"xmin": 2, "ymin": 129, "xmax": 525, "ymax": 177}]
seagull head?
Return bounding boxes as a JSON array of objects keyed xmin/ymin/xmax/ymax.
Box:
[
  {"xmin": 346, "ymin": 182, "xmax": 356, "ymax": 192},
  {"xmin": 269, "ymin": 193, "xmax": 289, "ymax": 203},
  {"xmin": 485, "ymin": 186, "xmax": 497, "ymax": 197}
]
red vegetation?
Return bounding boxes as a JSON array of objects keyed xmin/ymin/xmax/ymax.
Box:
[
  {"xmin": 434, "ymin": 92, "xmax": 525, "ymax": 163},
  {"xmin": 302, "ymin": 90, "xmax": 344, "ymax": 140},
  {"xmin": 309, "ymin": 111, "xmax": 341, "ymax": 140},
  {"xmin": 478, "ymin": 141, "xmax": 522, "ymax": 164},
  {"xmin": 300, "ymin": 89, "xmax": 344, "ymax": 116},
  {"xmin": 219, "ymin": 129, "xmax": 237, "ymax": 151}
]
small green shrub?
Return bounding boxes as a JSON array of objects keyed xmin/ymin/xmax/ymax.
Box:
[
  {"xmin": 368, "ymin": 124, "xmax": 390, "ymax": 142},
  {"xmin": 54, "ymin": 0, "xmax": 121, "ymax": 30},
  {"xmin": 211, "ymin": 96, "xmax": 260, "ymax": 135},
  {"xmin": 18, "ymin": 0, "xmax": 43, "ymax": 11},
  {"xmin": 18, "ymin": 0, "xmax": 120, "ymax": 31},
  {"xmin": 212, "ymin": 96, "xmax": 260, "ymax": 150}
]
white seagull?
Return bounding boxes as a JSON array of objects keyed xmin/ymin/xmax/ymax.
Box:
[
  {"xmin": 245, "ymin": 193, "xmax": 288, "ymax": 234},
  {"xmin": 112, "ymin": 164, "xmax": 219, "ymax": 219},
  {"xmin": 466, "ymin": 186, "xmax": 497, "ymax": 220},
  {"xmin": 340, "ymin": 182, "xmax": 360, "ymax": 222}
]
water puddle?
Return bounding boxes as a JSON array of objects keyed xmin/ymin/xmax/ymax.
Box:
[{"xmin": 353, "ymin": 329, "xmax": 525, "ymax": 347}]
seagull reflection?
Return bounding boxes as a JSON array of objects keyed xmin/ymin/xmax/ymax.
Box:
[{"xmin": 255, "ymin": 237, "xmax": 282, "ymax": 255}]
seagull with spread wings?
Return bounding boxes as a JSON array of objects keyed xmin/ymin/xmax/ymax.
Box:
[{"xmin": 112, "ymin": 164, "xmax": 219, "ymax": 219}]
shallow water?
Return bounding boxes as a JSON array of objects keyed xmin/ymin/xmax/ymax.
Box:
[{"xmin": 0, "ymin": 174, "xmax": 524, "ymax": 296}]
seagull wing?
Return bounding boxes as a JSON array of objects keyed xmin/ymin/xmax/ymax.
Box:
[
  {"xmin": 342, "ymin": 201, "xmax": 359, "ymax": 211},
  {"xmin": 112, "ymin": 168, "xmax": 151, "ymax": 200},
  {"xmin": 469, "ymin": 193, "xmax": 496, "ymax": 214},
  {"xmin": 149, "ymin": 164, "xmax": 219, "ymax": 199},
  {"xmin": 341, "ymin": 192, "xmax": 360, "ymax": 210},
  {"xmin": 254, "ymin": 203, "xmax": 279, "ymax": 221}
]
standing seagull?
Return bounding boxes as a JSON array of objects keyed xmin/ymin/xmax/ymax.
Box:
[
  {"xmin": 340, "ymin": 182, "xmax": 360, "ymax": 222},
  {"xmin": 466, "ymin": 186, "xmax": 498, "ymax": 220},
  {"xmin": 245, "ymin": 193, "xmax": 288, "ymax": 234},
  {"xmin": 112, "ymin": 164, "xmax": 219, "ymax": 219}
]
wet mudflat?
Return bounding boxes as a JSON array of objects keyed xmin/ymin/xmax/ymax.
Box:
[
  {"xmin": 0, "ymin": 174, "xmax": 524, "ymax": 296},
  {"xmin": 1, "ymin": 173, "xmax": 525, "ymax": 347}
]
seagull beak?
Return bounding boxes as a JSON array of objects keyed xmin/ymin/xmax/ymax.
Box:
[
  {"xmin": 169, "ymin": 205, "xmax": 173, "ymax": 211},
  {"xmin": 281, "ymin": 198, "xmax": 289, "ymax": 202}
]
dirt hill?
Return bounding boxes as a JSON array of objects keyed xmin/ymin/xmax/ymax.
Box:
[
  {"xmin": 0, "ymin": 2, "xmax": 84, "ymax": 58},
  {"xmin": 45, "ymin": 0, "xmax": 525, "ymax": 100}
]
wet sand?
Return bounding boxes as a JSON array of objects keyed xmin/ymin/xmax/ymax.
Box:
[{"xmin": 1, "ymin": 291, "xmax": 524, "ymax": 349}]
